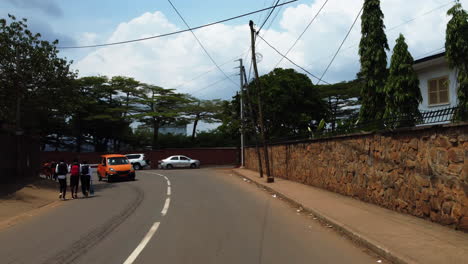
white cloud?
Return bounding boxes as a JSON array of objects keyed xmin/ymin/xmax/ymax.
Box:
[{"xmin": 75, "ymin": 0, "xmax": 466, "ymax": 100}]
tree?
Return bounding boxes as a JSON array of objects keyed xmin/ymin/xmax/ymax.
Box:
[
  {"xmin": 185, "ymin": 98, "xmax": 223, "ymax": 140},
  {"xmin": 358, "ymin": 0, "xmax": 389, "ymax": 123},
  {"xmin": 131, "ymin": 85, "xmax": 190, "ymax": 150},
  {"xmin": 383, "ymin": 34, "xmax": 422, "ymax": 127},
  {"xmin": 317, "ymin": 80, "xmax": 361, "ymax": 131},
  {"xmin": 245, "ymin": 68, "xmax": 327, "ymax": 140},
  {"xmin": 0, "ymin": 14, "xmax": 75, "ymax": 137},
  {"xmin": 446, "ymin": 0, "xmax": 468, "ymax": 121}
]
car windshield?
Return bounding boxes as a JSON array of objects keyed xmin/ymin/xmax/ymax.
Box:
[{"xmin": 107, "ymin": 157, "xmax": 129, "ymax": 165}]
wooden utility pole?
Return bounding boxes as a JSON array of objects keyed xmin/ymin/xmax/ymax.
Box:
[
  {"xmin": 249, "ymin": 20, "xmax": 273, "ymax": 183},
  {"xmin": 237, "ymin": 59, "xmax": 245, "ymax": 168},
  {"xmin": 241, "ymin": 65, "xmax": 264, "ymax": 178}
]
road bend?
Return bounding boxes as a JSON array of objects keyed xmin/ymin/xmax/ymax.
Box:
[{"xmin": 0, "ymin": 168, "xmax": 378, "ymax": 264}]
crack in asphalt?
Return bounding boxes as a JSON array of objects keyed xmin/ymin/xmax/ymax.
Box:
[{"xmin": 41, "ymin": 183, "xmax": 145, "ymax": 264}]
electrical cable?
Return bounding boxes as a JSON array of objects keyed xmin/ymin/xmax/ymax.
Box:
[
  {"xmin": 256, "ymin": 34, "xmax": 331, "ymax": 84},
  {"xmin": 257, "ymin": 0, "xmax": 281, "ymax": 34},
  {"xmin": 316, "ymin": 6, "xmax": 363, "ymax": 85},
  {"xmin": 58, "ymin": 0, "xmax": 298, "ymax": 49},
  {"xmin": 170, "ymin": 50, "xmax": 249, "ymax": 91},
  {"xmin": 167, "ymin": 0, "xmax": 238, "ymax": 87},
  {"xmin": 307, "ymin": 0, "xmax": 454, "ymax": 67},
  {"xmin": 193, "ymin": 74, "xmax": 238, "ymax": 95},
  {"xmin": 274, "ymin": 0, "xmax": 330, "ymax": 68}
]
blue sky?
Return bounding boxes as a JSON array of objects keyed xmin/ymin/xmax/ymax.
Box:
[
  {"xmin": 0, "ymin": 0, "xmax": 463, "ymax": 102},
  {"xmin": 2, "ymin": 0, "xmax": 463, "ymax": 132}
]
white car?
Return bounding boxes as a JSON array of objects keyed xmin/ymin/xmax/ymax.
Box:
[
  {"xmin": 159, "ymin": 155, "xmax": 200, "ymax": 169},
  {"xmin": 125, "ymin": 153, "xmax": 149, "ymax": 170}
]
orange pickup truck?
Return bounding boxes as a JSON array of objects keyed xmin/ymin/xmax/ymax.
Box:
[{"xmin": 97, "ymin": 154, "xmax": 136, "ymax": 182}]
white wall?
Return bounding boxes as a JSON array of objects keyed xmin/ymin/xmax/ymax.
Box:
[{"xmin": 416, "ymin": 62, "xmax": 458, "ymax": 112}]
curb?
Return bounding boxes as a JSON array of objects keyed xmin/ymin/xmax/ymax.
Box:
[{"xmin": 231, "ymin": 169, "xmax": 416, "ymax": 264}]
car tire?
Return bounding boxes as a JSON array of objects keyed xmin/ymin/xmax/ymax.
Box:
[
  {"xmin": 107, "ymin": 174, "xmax": 112, "ymax": 183},
  {"xmin": 133, "ymin": 163, "xmax": 142, "ymax": 170},
  {"xmin": 166, "ymin": 164, "xmax": 173, "ymax": 169},
  {"xmin": 190, "ymin": 163, "xmax": 197, "ymax": 169},
  {"xmin": 98, "ymin": 173, "xmax": 102, "ymax": 181}
]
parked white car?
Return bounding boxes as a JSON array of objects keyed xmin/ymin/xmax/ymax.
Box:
[
  {"xmin": 159, "ymin": 155, "xmax": 200, "ymax": 169},
  {"xmin": 125, "ymin": 153, "xmax": 149, "ymax": 170}
]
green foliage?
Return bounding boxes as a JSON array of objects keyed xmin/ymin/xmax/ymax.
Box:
[
  {"xmin": 446, "ymin": 1, "xmax": 468, "ymax": 121},
  {"xmin": 184, "ymin": 97, "xmax": 223, "ymax": 139},
  {"xmin": 358, "ymin": 0, "xmax": 389, "ymax": 122},
  {"xmin": 245, "ymin": 68, "xmax": 327, "ymax": 139},
  {"xmin": 0, "ymin": 14, "xmax": 76, "ymax": 135},
  {"xmin": 384, "ymin": 34, "xmax": 422, "ymax": 127},
  {"xmin": 130, "ymin": 84, "xmax": 191, "ymax": 149},
  {"xmin": 317, "ymin": 79, "xmax": 361, "ymax": 130}
]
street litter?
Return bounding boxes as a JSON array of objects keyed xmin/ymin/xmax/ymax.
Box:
[
  {"xmin": 272, "ymin": 194, "xmax": 277, "ymax": 198},
  {"xmin": 243, "ymin": 178, "xmax": 247, "ymax": 181},
  {"xmin": 313, "ymin": 217, "xmax": 317, "ymax": 220},
  {"xmin": 376, "ymin": 260, "xmax": 382, "ymax": 263}
]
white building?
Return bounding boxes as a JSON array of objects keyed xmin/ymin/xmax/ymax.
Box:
[{"xmin": 413, "ymin": 52, "xmax": 459, "ymax": 112}]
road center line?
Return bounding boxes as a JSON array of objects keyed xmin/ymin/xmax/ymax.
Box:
[
  {"xmin": 122, "ymin": 222, "xmax": 160, "ymax": 264},
  {"xmin": 123, "ymin": 172, "xmax": 172, "ymax": 264},
  {"xmin": 161, "ymin": 197, "xmax": 171, "ymax": 216}
]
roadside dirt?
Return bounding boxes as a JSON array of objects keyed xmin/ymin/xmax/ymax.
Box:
[{"xmin": 0, "ymin": 178, "xmax": 60, "ymax": 230}]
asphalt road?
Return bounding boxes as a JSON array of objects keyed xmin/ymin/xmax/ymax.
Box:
[{"xmin": 0, "ymin": 168, "xmax": 379, "ymax": 264}]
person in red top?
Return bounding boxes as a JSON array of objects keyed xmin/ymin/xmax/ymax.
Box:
[{"xmin": 69, "ymin": 159, "xmax": 81, "ymax": 199}]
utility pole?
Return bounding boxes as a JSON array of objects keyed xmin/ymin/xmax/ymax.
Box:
[
  {"xmin": 242, "ymin": 65, "xmax": 264, "ymax": 178},
  {"xmin": 237, "ymin": 59, "xmax": 245, "ymax": 168},
  {"xmin": 249, "ymin": 20, "xmax": 273, "ymax": 183}
]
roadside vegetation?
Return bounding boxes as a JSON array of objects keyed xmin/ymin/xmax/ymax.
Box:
[{"xmin": 1, "ymin": 0, "xmax": 467, "ymax": 151}]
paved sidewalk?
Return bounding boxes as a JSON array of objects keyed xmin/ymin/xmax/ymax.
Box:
[{"xmin": 232, "ymin": 168, "xmax": 468, "ymax": 264}]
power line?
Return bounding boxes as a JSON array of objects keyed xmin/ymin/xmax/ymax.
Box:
[
  {"xmin": 58, "ymin": 0, "xmax": 298, "ymax": 49},
  {"xmin": 317, "ymin": 6, "xmax": 363, "ymax": 85},
  {"xmin": 257, "ymin": 0, "xmax": 281, "ymax": 34},
  {"xmin": 169, "ymin": 50, "xmax": 249, "ymax": 91},
  {"xmin": 167, "ymin": 0, "xmax": 237, "ymax": 87},
  {"xmin": 256, "ymin": 34, "xmax": 331, "ymax": 84},
  {"xmin": 193, "ymin": 74, "xmax": 238, "ymax": 95},
  {"xmin": 274, "ymin": 0, "xmax": 330, "ymax": 68},
  {"xmin": 307, "ymin": 0, "xmax": 454, "ymax": 66}
]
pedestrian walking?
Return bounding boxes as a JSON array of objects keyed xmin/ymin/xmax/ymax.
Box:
[
  {"xmin": 56, "ymin": 160, "xmax": 68, "ymax": 200},
  {"xmin": 69, "ymin": 160, "xmax": 81, "ymax": 199},
  {"xmin": 80, "ymin": 161, "xmax": 91, "ymax": 197}
]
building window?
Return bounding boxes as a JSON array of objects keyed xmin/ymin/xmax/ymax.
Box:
[{"xmin": 428, "ymin": 76, "xmax": 449, "ymax": 105}]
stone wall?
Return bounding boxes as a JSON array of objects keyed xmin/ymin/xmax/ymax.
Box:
[{"xmin": 245, "ymin": 123, "xmax": 468, "ymax": 231}]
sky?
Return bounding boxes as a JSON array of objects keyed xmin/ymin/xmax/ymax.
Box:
[{"xmin": 0, "ymin": 0, "xmax": 464, "ymax": 131}]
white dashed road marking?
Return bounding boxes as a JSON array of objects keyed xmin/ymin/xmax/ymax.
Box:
[
  {"xmin": 161, "ymin": 197, "xmax": 171, "ymax": 216},
  {"xmin": 123, "ymin": 172, "xmax": 172, "ymax": 264},
  {"xmin": 123, "ymin": 222, "xmax": 160, "ymax": 264}
]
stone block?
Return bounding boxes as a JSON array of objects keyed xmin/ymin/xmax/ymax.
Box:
[
  {"xmin": 421, "ymin": 201, "xmax": 431, "ymax": 216},
  {"xmin": 459, "ymin": 217, "xmax": 468, "ymax": 231},
  {"xmin": 430, "ymin": 211, "xmax": 440, "ymax": 222},
  {"xmin": 442, "ymin": 201, "xmax": 454, "ymax": 214},
  {"xmin": 448, "ymin": 148, "xmax": 465, "ymax": 164},
  {"xmin": 441, "ymin": 214, "xmax": 456, "ymax": 225},
  {"xmin": 430, "ymin": 197, "xmax": 441, "ymax": 211},
  {"xmin": 447, "ymin": 164, "xmax": 463, "ymax": 177},
  {"xmin": 436, "ymin": 136, "xmax": 451, "ymax": 148},
  {"xmin": 409, "ymin": 138, "xmax": 419, "ymax": 150},
  {"xmin": 436, "ymin": 148, "xmax": 449, "ymax": 166},
  {"xmin": 451, "ymin": 203, "xmax": 463, "ymax": 221}
]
